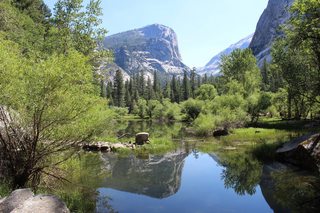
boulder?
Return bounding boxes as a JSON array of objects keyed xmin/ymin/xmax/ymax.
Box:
[
  {"xmin": 110, "ymin": 143, "xmax": 126, "ymax": 151},
  {"xmin": 0, "ymin": 188, "xmax": 34, "ymax": 213},
  {"xmin": 0, "ymin": 189, "xmax": 70, "ymax": 213},
  {"xmin": 276, "ymin": 133, "xmax": 320, "ymax": 172},
  {"xmin": 213, "ymin": 128, "xmax": 228, "ymax": 137},
  {"xmin": 135, "ymin": 132, "xmax": 150, "ymax": 145},
  {"xmin": 11, "ymin": 194, "xmax": 69, "ymax": 213},
  {"xmin": 0, "ymin": 197, "xmax": 5, "ymax": 205}
]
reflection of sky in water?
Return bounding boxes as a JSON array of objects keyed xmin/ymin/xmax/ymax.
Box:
[{"xmin": 96, "ymin": 153, "xmax": 272, "ymax": 213}]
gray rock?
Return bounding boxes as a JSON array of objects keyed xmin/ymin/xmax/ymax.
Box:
[
  {"xmin": 0, "ymin": 197, "xmax": 6, "ymax": 205},
  {"xmin": 276, "ymin": 133, "xmax": 320, "ymax": 172},
  {"xmin": 103, "ymin": 24, "xmax": 190, "ymax": 78},
  {"xmin": 110, "ymin": 143, "xmax": 126, "ymax": 151},
  {"xmin": 135, "ymin": 132, "xmax": 150, "ymax": 145},
  {"xmin": 250, "ymin": 0, "xmax": 295, "ymax": 65},
  {"xmin": 0, "ymin": 188, "xmax": 34, "ymax": 213},
  {"xmin": 11, "ymin": 194, "xmax": 69, "ymax": 213}
]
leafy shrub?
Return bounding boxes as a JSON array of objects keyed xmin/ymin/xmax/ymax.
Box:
[
  {"xmin": 194, "ymin": 113, "xmax": 216, "ymax": 136},
  {"xmin": 181, "ymin": 99, "xmax": 203, "ymax": 121}
]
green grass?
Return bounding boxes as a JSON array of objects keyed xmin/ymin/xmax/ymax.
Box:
[
  {"xmin": 0, "ymin": 181, "xmax": 11, "ymax": 197},
  {"xmin": 254, "ymin": 117, "xmax": 319, "ymax": 131},
  {"xmin": 225, "ymin": 127, "xmax": 291, "ymax": 143}
]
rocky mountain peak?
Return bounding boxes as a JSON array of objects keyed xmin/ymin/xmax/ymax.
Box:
[{"xmin": 103, "ymin": 24, "xmax": 189, "ymax": 78}]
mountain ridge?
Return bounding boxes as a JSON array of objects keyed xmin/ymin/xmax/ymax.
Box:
[
  {"xmin": 103, "ymin": 24, "xmax": 190, "ymax": 79},
  {"xmin": 197, "ymin": 34, "xmax": 253, "ymax": 76}
]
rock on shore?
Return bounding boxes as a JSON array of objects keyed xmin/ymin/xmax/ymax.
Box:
[
  {"xmin": 0, "ymin": 189, "xmax": 69, "ymax": 213},
  {"xmin": 276, "ymin": 133, "xmax": 320, "ymax": 172}
]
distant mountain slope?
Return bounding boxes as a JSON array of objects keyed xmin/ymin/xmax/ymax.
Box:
[
  {"xmin": 103, "ymin": 24, "xmax": 190, "ymax": 78},
  {"xmin": 197, "ymin": 34, "xmax": 253, "ymax": 76},
  {"xmin": 250, "ymin": 0, "xmax": 295, "ymax": 66}
]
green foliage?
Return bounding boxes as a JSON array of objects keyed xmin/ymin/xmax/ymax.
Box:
[
  {"xmin": 0, "ymin": 1, "xmax": 47, "ymax": 56},
  {"xmin": 52, "ymin": 0, "xmax": 107, "ymax": 56},
  {"xmin": 147, "ymin": 100, "xmax": 160, "ymax": 118},
  {"xmin": 270, "ymin": 88, "xmax": 288, "ymax": 118},
  {"xmin": 137, "ymin": 98, "xmax": 147, "ymax": 118},
  {"xmin": 195, "ymin": 84, "xmax": 217, "ymax": 101},
  {"xmin": 182, "ymin": 70, "xmax": 191, "ymax": 101},
  {"xmin": 113, "ymin": 70, "xmax": 125, "ymax": 107},
  {"xmin": 181, "ymin": 99, "xmax": 203, "ymax": 121},
  {"xmin": 0, "ymin": 36, "xmax": 113, "ymax": 188},
  {"xmin": 112, "ymin": 107, "xmax": 128, "ymax": 118},
  {"xmin": 161, "ymin": 99, "xmax": 181, "ymax": 121},
  {"xmin": 247, "ymin": 92, "xmax": 272, "ymax": 123},
  {"xmin": 220, "ymin": 48, "xmax": 261, "ymax": 96},
  {"xmin": 45, "ymin": 152, "xmax": 109, "ymax": 213},
  {"xmin": 270, "ymin": 0, "xmax": 320, "ymax": 119},
  {"xmin": 193, "ymin": 113, "xmax": 216, "ymax": 136}
]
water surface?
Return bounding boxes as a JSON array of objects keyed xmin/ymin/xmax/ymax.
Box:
[{"xmin": 96, "ymin": 151, "xmax": 273, "ymax": 213}]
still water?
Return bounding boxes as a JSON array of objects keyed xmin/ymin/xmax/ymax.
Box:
[
  {"xmin": 96, "ymin": 151, "xmax": 273, "ymax": 213},
  {"xmin": 57, "ymin": 120, "xmax": 320, "ymax": 213}
]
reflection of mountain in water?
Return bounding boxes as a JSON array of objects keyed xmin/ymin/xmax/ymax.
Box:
[{"xmin": 100, "ymin": 151, "xmax": 188, "ymax": 199}]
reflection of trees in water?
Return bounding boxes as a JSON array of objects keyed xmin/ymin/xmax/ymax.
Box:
[
  {"xmin": 219, "ymin": 152, "xmax": 262, "ymax": 195},
  {"xmin": 51, "ymin": 153, "xmax": 109, "ymax": 213},
  {"xmin": 217, "ymin": 148, "xmax": 320, "ymax": 212},
  {"xmin": 263, "ymin": 168, "xmax": 320, "ymax": 213},
  {"xmin": 96, "ymin": 194, "xmax": 118, "ymax": 213}
]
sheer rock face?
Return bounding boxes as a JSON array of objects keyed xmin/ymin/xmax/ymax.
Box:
[
  {"xmin": 249, "ymin": 0, "xmax": 295, "ymax": 65},
  {"xmin": 103, "ymin": 24, "xmax": 190, "ymax": 78}
]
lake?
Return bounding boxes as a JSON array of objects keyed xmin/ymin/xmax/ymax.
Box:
[{"xmin": 54, "ymin": 120, "xmax": 320, "ymax": 213}]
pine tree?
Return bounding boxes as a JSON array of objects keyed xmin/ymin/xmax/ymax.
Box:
[
  {"xmin": 114, "ymin": 70, "xmax": 125, "ymax": 107},
  {"xmin": 106, "ymin": 81, "xmax": 113, "ymax": 99},
  {"xmin": 100, "ymin": 79, "xmax": 106, "ymax": 97},
  {"xmin": 153, "ymin": 71, "xmax": 160, "ymax": 99},
  {"xmin": 146, "ymin": 76, "xmax": 155, "ymax": 100},
  {"xmin": 197, "ymin": 75, "xmax": 201, "ymax": 88},
  {"xmin": 124, "ymin": 80, "xmax": 132, "ymax": 107},
  {"xmin": 171, "ymin": 75, "xmax": 180, "ymax": 103},
  {"xmin": 164, "ymin": 79, "xmax": 171, "ymax": 99},
  {"xmin": 203, "ymin": 73, "xmax": 208, "ymax": 84},
  {"xmin": 132, "ymin": 74, "xmax": 139, "ymax": 101},
  {"xmin": 261, "ymin": 59, "xmax": 270, "ymax": 91},
  {"xmin": 190, "ymin": 68, "xmax": 196, "ymax": 98},
  {"xmin": 182, "ymin": 70, "xmax": 190, "ymax": 100},
  {"xmin": 139, "ymin": 70, "xmax": 145, "ymax": 97}
]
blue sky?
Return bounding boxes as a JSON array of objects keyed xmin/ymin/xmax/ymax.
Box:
[{"xmin": 44, "ymin": 0, "xmax": 268, "ymax": 67}]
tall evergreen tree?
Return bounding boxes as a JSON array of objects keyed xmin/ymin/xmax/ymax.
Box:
[
  {"xmin": 139, "ymin": 70, "xmax": 145, "ymax": 97},
  {"xmin": 197, "ymin": 75, "xmax": 201, "ymax": 89},
  {"xmin": 153, "ymin": 71, "xmax": 160, "ymax": 99},
  {"xmin": 261, "ymin": 59, "xmax": 270, "ymax": 91},
  {"xmin": 203, "ymin": 74, "xmax": 208, "ymax": 84},
  {"xmin": 190, "ymin": 68, "xmax": 196, "ymax": 98},
  {"xmin": 124, "ymin": 80, "xmax": 131, "ymax": 107},
  {"xmin": 164, "ymin": 79, "xmax": 171, "ymax": 99},
  {"xmin": 106, "ymin": 81, "xmax": 113, "ymax": 99},
  {"xmin": 113, "ymin": 70, "xmax": 124, "ymax": 107},
  {"xmin": 100, "ymin": 79, "xmax": 106, "ymax": 97},
  {"xmin": 146, "ymin": 76, "xmax": 155, "ymax": 100},
  {"xmin": 182, "ymin": 70, "xmax": 191, "ymax": 101}
]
